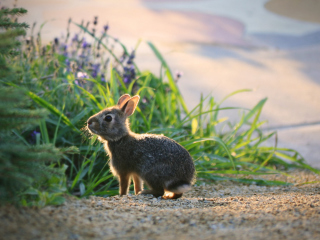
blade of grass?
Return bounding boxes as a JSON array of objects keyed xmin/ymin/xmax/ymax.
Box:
[
  {"xmin": 12, "ymin": 130, "xmax": 30, "ymax": 146},
  {"xmin": 53, "ymin": 114, "xmax": 62, "ymax": 146},
  {"xmin": 110, "ymin": 66, "xmax": 119, "ymax": 102},
  {"xmin": 184, "ymin": 137, "xmax": 235, "ymax": 170},
  {"xmin": 75, "ymin": 84, "xmax": 103, "ymax": 110},
  {"xmin": 5, "ymin": 82, "xmax": 80, "ymax": 133},
  {"xmin": 39, "ymin": 119, "xmax": 50, "ymax": 144},
  {"xmin": 70, "ymin": 160, "xmax": 90, "ymax": 190},
  {"xmin": 28, "ymin": 91, "xmax": 80, "ymax": 133},
  {"xmin": 275, "ymin": 151, "xmax": 320, "ymax": 174},
  {"xmin": 199, "ymin": 170, "xmax": 277, "ymax": 175},
  {"xmin": 147, "ymin": 41, "xmax": 189, "ymax": 114}
]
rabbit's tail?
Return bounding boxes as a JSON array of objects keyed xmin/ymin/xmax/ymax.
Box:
[{"xmin": 165, "ymin": 180, "xmax": 192, "ymax": 194}]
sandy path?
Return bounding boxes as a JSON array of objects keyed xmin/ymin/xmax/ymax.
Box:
[{"xmin": 1, "ymin": 171, "xmax": 320, "ymax": 240}]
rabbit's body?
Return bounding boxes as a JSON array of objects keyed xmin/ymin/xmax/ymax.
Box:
[
  {"xmin": 106, "ymin": 132, "xmax": 195, "ymax": 197},
  {"xmin": 87, "ymin": 94, "xmax": 195, "ymax": 199}
]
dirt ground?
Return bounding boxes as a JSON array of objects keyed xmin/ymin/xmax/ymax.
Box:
[{"xmin": 1, "ymin": 171, "xmax": 320, "ymax": 240}]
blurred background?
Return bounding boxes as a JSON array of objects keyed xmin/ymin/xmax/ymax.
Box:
[{"xmin": 6, "ymin": 0, "xmax": 320, "ymax": 167}]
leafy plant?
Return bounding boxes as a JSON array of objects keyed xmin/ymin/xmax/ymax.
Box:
[{"xmin": 0, "ymin": 7, "xmax": 77, "ymax": 206}]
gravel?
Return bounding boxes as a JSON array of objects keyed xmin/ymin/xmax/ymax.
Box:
[{"xmin": 1, "ymin": 171, "xmax": 320, "ymax": 240}]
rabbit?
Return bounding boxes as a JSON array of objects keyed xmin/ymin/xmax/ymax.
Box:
[{"xmin": 86, "ymin": 94, "xmax": 195, "ymax": 199}]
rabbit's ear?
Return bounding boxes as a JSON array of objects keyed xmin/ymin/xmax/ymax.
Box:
[
  {"xmin": 117, "ymin": 94, "xmax": 131, "ymax": 108},
  {"xmin": 122, "ymin": 95, "xmax": 140, "ymax": 117}
]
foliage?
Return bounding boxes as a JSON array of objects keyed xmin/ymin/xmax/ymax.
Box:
[
  {"xmin": 0, "ymin": 7, "xmax": 76, "ymax": 206},
  {"xmin": 1, "ymin": 9, "xmax": 319, "ymax": 206}
]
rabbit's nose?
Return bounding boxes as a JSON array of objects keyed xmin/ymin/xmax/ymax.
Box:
[{"xmin": 87, "ymin": 117, "xmax": 97, "ymax": 126}]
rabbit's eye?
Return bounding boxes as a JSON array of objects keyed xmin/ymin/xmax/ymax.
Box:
[{"xmin": 104, "ymin": 115, "xmax": 112, "ymax": 122}]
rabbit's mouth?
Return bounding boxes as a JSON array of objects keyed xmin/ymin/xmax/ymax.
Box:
[
  {"xmin": 87, "ymin": 124, "xmax": 110, "ymax": 141},
  {"xmin": 87, "ymin": 122, "xmax": 100, "ymax": 135},
  {"xmin": 89, "ymin": 128, "xmax": 98, "ymax": 135}
]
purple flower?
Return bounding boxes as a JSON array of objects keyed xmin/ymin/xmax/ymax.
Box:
[
  {"xmin": 77, "ymin": 72, "xmax": 89, "ymax": 79},
  {"xmin": 175, "ymin": 70, "xmax": 183, "ymax": 79},
  {"xmin": 129, "ymin": 50, "xmax": 135, "ymax": 59},
  {"xmin": 100, "ymin": 74, "xmax": 106, "ymax": 82},
  {"xmin": 65, "ymin": 59, "xmax": 71, "ymax": 72},
  {"xmin": 31, "ymin": 130, "xmax": 40, "ymax": 138},
  {"xmin": 130, "ymin": 65, "xmax": 136, "ymax": 78},
  {"xmin": 122, "ymin": 65, "xmax": 136, "ymax": 84},
  {"xmin": 72, "ymin": 34, "xmax": 78, "ymax": 42},
  {"xmin": 93, "ymin": 63, "xmax": 100, "ymax": 72},
  {"xmin": 79, "ymin": 53, "xmax": 86, "ymax": 59},
  {"xmin": 123, "ymin": 76, "xmax": 130, "ymax": 83},
  {"xmin": 90, "ymin": 63, "xmax": 100, "ymax": 78},
  {"xmin": 93, "ymin": 16, "xmax": 98, "ymax": 25},
  {"xmin": 61, "ymin": 44, "xmax": 68, "ymax": 57},
  {"xmin": 119, "ymin": 53, "xmax": 126, "ymax": 63},
  {"xmin": 103, "ymin": 24, "xmax": 109, "ymax": 32},
  {"xmin": 126, "ymin": 50, "xmax": 135, "ymax": 64},
  {"xmin": 92, "ymin": 71, "xmax": 97, "ymax": 78},
  {"xmin": 54, "ymin": 37, "xmax": 59, "ymax": 45},
  {"xmin": 82, "ymin": 40, "xmax": 88, "ymax": 49},
  {"xmin": 30, "ymin": 130, "xmax": 40, "ymax": 144}
]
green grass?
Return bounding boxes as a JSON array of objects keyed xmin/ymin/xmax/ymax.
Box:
[{"xmin": 4, "ymin": 17, "xmax": 319, "ymax": 205}]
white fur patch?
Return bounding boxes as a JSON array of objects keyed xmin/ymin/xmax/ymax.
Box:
[
  {"xmin": 165, "ymin": 181, "xmax": 191, "ymax": 194},
  {"xmin": 172, "ymin": 184, "xmax": 191, "ymax": 194}
]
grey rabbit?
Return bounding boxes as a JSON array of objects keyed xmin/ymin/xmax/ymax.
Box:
[{"xmin": 87, "ymin": 94, "xmax": 195, "ymax": 199}]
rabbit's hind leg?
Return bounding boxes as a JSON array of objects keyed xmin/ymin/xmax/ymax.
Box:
[
  {"xmin": 132, "ymin": 174, "xmax": 143, "ymax": 195},
  {"xmin": 139, "ymin": 173, "xmax": 165, "ymax": 197}
]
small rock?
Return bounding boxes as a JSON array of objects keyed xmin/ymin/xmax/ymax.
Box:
[{"xmin": 189, "ymin": 220, "xmax": 196, "ymax": 226}]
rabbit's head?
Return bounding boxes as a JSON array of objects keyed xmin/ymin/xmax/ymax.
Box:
[{"xmin": 87, "ymin": 94, "xmax": 140, "ymax": 141}]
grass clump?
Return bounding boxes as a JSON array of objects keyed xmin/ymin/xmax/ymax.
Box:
[{"xmin": 1, "ymin": 10, "xmax": 319, "ymax": 205}]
